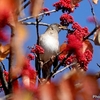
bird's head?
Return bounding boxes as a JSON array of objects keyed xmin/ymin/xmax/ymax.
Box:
[{"xmin": 49, "ymin": 23, "xmax": 67, "ymax": 32}]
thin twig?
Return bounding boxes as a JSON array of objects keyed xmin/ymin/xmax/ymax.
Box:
[
  {"xmin": 0, "ymin": 66, "xmax": 9, "ymax": 95},
  {"xmin": 52, "ymin": 62, "xmax": 76, "ymax": 77},
  {"xmin": 35, "ymin": 18, "xmax": 41, "ymax": 78},
  {"xmin": 21, "ymin": 1, "xmax": 30, "ymax": 11},
  {"xmin": 11, "ymin": 75, "xmax": 22, "ymax": 83},
  {"xmin": 19, "ymin": 9, "xmax": 57, "ymax": 22},
  {"xmin": 83, "ymin": 26, "xmax": 99, "ymax": 40},
  {"xmin": 0, "ymin": 62, "xmax": 6, "ymax": 71},
  {"xmin": 97, "ymin": 63, "xmax": 100, "ymax": 68},
  {"xmin": 88, "ymin": 0, "xmax": 98, "ymax": 27},
  {"xmin": 42, "ymin": 51, "xmax": 64, "ymax": 68},
  {"xmin": 21, "ymin": 22, "xmax": 50, "ymax": 26},
  {"xmin": 45, "ymin": 52, "xmax": 72, "ymax": 82}
]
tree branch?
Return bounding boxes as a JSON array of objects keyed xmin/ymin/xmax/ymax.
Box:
[
  {"xmin": 19, "ymin": 9, "xmax": 57, "ymax": 22},
  {"xmin": 0, "ymin": 66, "xmax": 9, "ymax": 95},
  {"xmin": 42, "ymin": 51, "xmax": 64, "ymax": 68},
  {"xmin": 0, "ymin": 62, "xmax": 6, "ymax": 71},
  {"xmin": 52, "ymin": 62, "xmax": 76, "ymax": 77},
  {"xmin": 35, "ymin": 18, "xmax": 41, "ymax": 78},
  {"xmin": 45, "ymin": 52, "xmax": 72, "ymax": 81},
  {"xmin": 21, "ymin": 22, "xmax": 50, "ymax": 26},
  {"xmin": 83, "ymin": 26, "xmax": 99, "ymax": 40},
  {"xmin": 21, "ymin": 1, "xmax": 30, "ymax": 11}
]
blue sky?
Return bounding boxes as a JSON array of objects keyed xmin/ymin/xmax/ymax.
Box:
[
  {"xmin": 1, "ymin": 0, "xmax": 100, "ymax": 82},
  {"xmin": 0, "ymin": 0, "xmax": 100, "ymax": 97},
  {"xmin": 20, "ymin": 0, "xmax": 100, "ymax": 82},
  {"xmin": 0, "ymin": 0, "xmax": 100, "ymax": 96}
]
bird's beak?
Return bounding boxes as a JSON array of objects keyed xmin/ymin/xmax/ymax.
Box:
[{"xmin": 58, "ymin": 25, "xmax": 67, "ymax": 30}]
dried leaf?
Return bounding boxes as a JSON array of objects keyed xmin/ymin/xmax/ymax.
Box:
[
  {"xmin": 71, "ymin": 0, "xmax": 82, "ymax": 5},
  {"xmin": 58, "ymin": 80, "xmax": 75, "ymax": 100},
  {"xmin": 92, "ymin": 0, "xmax": 98, "ymax": 4},
  {"xmin": 0, "ymin": 44, "xmax": 10, "ymax": 61},
  {"xmin": 38, "ymin": 83, "xmax": 58, "ymax": 100},
  {"xmin": 93, "ymin": 28, "xmax": 100, "ymax": 45},
  {"xmin": 60, "ymin": 43, "xmax": 68, "ymax": 55},
  {"xmin": 82, "ymin": 40, "xmax": 93, "ymax": 53},
  {"xmin": 81, "ymin": 74, "xmax": 99, "ymax": 100},
  {"xmin": 30, "ymin": 0, "xmax": 44, "ymax": 18}
]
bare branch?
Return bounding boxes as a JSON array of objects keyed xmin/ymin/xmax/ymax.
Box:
[
  {"xmin": 0, "ymin": 66, "xmax": 9, "ymax": 95},
  {"xmin": 52, "ymin": 62, "xmax": 76, "ymax": 77},
  {"xmin": 35, "ymin": 18, "xmax": 41, "ymax": 78},
  {"xmin": 41, "ymin": 51, "xmax": 64, "ymax": 69},
  {"xmin": 0, "ymin": 62, "xmax": 6, "ymax": 71},
  {"xmin": 21, "ymin": 1, "xmax": 30, "ymax": 11},
  {"xmin": 45, "ymin": 52, "xmax": 72, "ymax": 81},
  {"xmin": 97, "ymin": 63, "xmax": 100, "ymax": 68},
  {"xmin": 19, "ymin": 9, "xmax": 57, "ymax": 22},
  {"xmin": 83, "ymin": 26, "xmax": 99, "ymax": 40},
  {"xmin": 21, "ymin": 22, "xmax": 50, "ymax": 26}
]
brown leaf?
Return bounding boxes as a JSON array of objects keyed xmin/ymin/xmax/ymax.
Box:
[
  {"xmin": 60, "ymin": 43, "xmax": 68, "ymax": 55},
  {"xmin": 0, "ymin": 44, "xmax": 10, "ymax": 61},
  {"xmin": 92, "ymin": 0, "xmax": 98, "ymax": 4},
  {"xmin": 93, "ymin": 28, "xmax": 100, "ymax": 45},
  {"xmin": 38, "ymin": 83, "xmax": 58, "ymax": 100},
  {"xmin": 82, "ymin": 40, "xmax": 93, "ymax": 53},
  {"xmin": 71, "ymin": 0, "xmax": 82, "ymax": 11},
  {"xmin": 81, "ymin": 74, "xmax": 99, "ymax": 100},
  {"xmin": 58, "ymin": 80, "xmax": 75, "ymax": 100},
  {"xmin": 71, "ymin": 0, "xmax": 82, "ymax": 5},
  {"xmin": 30, "ymin": 0, "xmax": 44, "ymax": 18}
]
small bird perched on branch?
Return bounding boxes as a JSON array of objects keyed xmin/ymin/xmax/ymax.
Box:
[{"xmin": 39, "ymin": 23, "xmax": 66, "ymax": 78}]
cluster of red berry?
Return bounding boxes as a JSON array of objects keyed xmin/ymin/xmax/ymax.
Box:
[
  {"xmin": 31, "ymin": 44, "xmax": 44, "ymax": 54},
  {"xmin": 60, "ymin": 13, "xmax": 74, "ymax": 25},
  {"xmin": 53, "ymin": 0, "xmax": 79, "ymax": 13}
]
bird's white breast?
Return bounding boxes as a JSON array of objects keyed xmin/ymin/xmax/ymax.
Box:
[{"xmin": 40, "ymin": 34, "xmax": 59, "ymax": 62}]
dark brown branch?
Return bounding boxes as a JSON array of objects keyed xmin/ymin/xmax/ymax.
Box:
[
  {"xmin": 21, "ymin": 1, "xmax": 30, "ymax": 11},
  {"xmin": 0, "ymin": 66, "xmax": 9, "ymax": 95},
  {"xmin": 8, "ymin": 26, "xmax": 15, "ymax": 93},
  {"xmin": 97, "ymin": 63, "xmax": 100, "ymax": 68},
  {"xmin": 35, "ymin": 18, "xmax": 41, "ymax": 78},
  {"xmin": 45, "ymin": 52, "xmax": 72, "ymax": 81},
  {"xmin": 52, "ymin": 62, "xmax": 76, "ymax": 77},
  {"xmin": 42, "ymin": 51, "xmax": 64, "ymax": 68},
  {"xmin": 83, "ymin": 26, "xmax": 99, "ymax": 40},
  {"xmin": 1, "ymin": 62, "xmax": 6, "ymax": 71},
  {"xmin": 11, "ymin": 75, "xmax": 22, "ymax": 83}
]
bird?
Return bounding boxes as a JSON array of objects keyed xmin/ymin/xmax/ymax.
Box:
[{"xmin": 39, "ymin": 23, "xmax": 66, "ymax": 78}]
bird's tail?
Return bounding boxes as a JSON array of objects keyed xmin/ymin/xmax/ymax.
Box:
[{"xmin": 42, "ymin": 61, "xmax": 52, "ymax": 79}]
